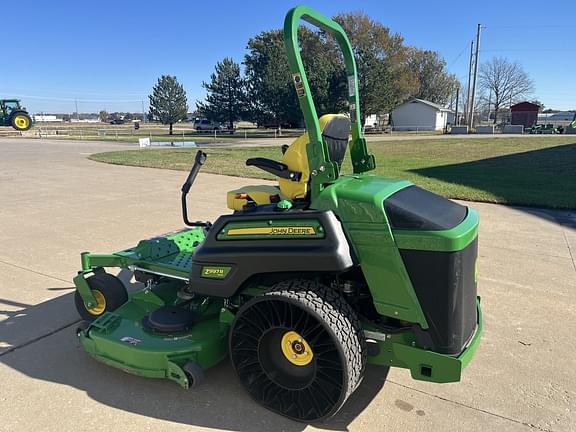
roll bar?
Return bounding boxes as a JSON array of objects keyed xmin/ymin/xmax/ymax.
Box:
[{"xmin": 283, "ymin": 5, "xmax": 375, "ymax": 199}]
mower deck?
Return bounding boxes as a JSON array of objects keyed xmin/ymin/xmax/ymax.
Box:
[
  {"xmin": 75, "ymin": 228, "xmax": 233, "ymax": 388},
  {"xmin": 78, "ymin": 279, "xmax": 229, "ymax": 389}
]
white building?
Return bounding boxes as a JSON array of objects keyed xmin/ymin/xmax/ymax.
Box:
[
  {"xmin": 33, "ymin": 115, "xmax": 62, "ymax": 122},
  {"xmin": 538, "ymin": 111, "xmax": 575, "ymax": 123},
  {"xmin": 391, "ymin": 98, "xmax": 454, "ymax": 131},
  {"xmin": 363, "ymin": 113, "xmax": 389, "ymax": 131}
]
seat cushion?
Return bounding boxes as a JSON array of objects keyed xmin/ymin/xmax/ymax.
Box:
[{"xmin": 226, "ymin": 185, "xmax": 282, "ymax": 210}]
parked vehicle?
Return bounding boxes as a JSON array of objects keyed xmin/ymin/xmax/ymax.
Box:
[
  {"xmin": 0, "ymin": 99, "xmax": 32, "ymax": 131},
  {"xmin": 194, "ymin": 118, "xmax": 222, "ymax": 131}
]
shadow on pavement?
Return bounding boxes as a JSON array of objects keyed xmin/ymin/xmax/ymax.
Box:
[
  {"xmin": 0, "ymin": 293, "xmax": 389, "ymax": 431},
  {"xmin": 411, "ymin": 143, "xmax": 576, "ymax": 222}
]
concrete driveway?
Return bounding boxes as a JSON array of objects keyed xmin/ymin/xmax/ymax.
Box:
[{"xmin": 0, "ymin": 138, "xmax": 574, "ymax": 432}]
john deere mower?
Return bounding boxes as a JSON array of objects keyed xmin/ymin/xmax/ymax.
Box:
[
  {"xmin": 73, "ymin": 6, "xmax": 482, "ymax": 422},
  {"xmin": 0, "ymin": 99, "xmax": 32, "ymax": 131}
]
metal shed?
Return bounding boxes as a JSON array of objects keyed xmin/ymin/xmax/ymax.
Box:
[{"xmin": 511, "ymin": 102, "xmax": 540, "ymax": 129}]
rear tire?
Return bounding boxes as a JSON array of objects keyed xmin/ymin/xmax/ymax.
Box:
[
  {"xmin": 11, "ymin": 112, "xmax": 32, "ymax": 131},
  {"xmin": 74, "ymin": 272, "xmax": 128, "ymax": 322},
  {"xmin": 230, "ymin": 279, "xmax": 366, "ymax": 422}
]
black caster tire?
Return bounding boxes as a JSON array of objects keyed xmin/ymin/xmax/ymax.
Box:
[
  {"xmin": 74, "ymin": 272, "xmax": 128, "ymax": 322},
  {"xmin": 229, "ymin": 279, "xmax": 366, "ymax": 422},
  {"xmin": 183, "ymin": 362, "xmax": 205, "ymax": 389}
]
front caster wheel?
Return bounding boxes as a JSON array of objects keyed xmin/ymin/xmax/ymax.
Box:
[
  {"xmin": 229, "ymin": 279, "xmax": 366, "ymax": 422},
  {"xmin": 74, "ymin": 272, "xmax": 128, "ymax": 322}
]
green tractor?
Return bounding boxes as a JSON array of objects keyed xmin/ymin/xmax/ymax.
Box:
[
  {"xmin": 73, "ymin": 6, "xmax": 482, "ymax": 422},
  {"xmin": 0, "ymin": 99, "xmax": 32, "ymax": 131}
]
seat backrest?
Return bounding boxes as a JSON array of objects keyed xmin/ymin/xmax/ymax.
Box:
[{"xmin": 278, "ymin": 114, "xmax": 350, "ymax": 200}]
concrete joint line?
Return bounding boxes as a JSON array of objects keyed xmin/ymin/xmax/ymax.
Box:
[
  {"xmin": 387, "ymin": 380, "xmax": 553, "ymax": 431},
  {"xmin": 561, "ymin": 230, "xmax": 576, "ymax": 273},
  {"xmin": 485, "ymin": 245, "xmax": 572, "ymax": 261},
  {"xmin": 0, "ymin": 320, "xmax": 80, "ymax": 358},
  {"xmin": 0, "ymin": 258, "xmax": 71, "ymax": 285}
]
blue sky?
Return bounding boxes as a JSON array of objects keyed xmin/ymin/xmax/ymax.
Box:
[{"xmin": 2, "ymin": 0, "xmax": 575, "ymax": 113}]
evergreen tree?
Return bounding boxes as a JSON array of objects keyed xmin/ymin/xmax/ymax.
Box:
[
  {"xmin": 244, "ymin": 28, "xmax": 340, "ymax": 127},
  {"xmin": 148, "ymin": 75, "xmax": 188, "ymax": 135},
  {"xmin": 197, "ymin": 58, "xmax": 246, "ymax": 132},
  {"xmin": 244, "ymin": 30, "xmax": 298, "ymax": 127}
]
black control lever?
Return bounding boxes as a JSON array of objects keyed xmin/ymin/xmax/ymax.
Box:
[{"xmin": 181, "ymin": 150, "xmax": 211, "ymax": 228}]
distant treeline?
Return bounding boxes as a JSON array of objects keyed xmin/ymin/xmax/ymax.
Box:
[{"xmin": 196, "ymin": 12, "xmax": 458, "ymax": 128}]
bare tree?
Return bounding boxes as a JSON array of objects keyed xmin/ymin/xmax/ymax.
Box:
[{"xmin": 479, "ymin": 57, "xmax": 534, "ymax": 124}]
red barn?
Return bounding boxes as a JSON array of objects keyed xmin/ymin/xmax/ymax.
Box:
[{"xmin": 511, "ymin": 102, "xmax": 540, "ymax": 128}]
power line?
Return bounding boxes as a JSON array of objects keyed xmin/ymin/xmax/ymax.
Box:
[
  {"xmin": 481, "ymin": 48, "xmax": 576, "ymax": 52},
  {"xmin": 484, "ymin": 24, "xmax": 576, "ymax": 29},
  {"xmin": 0, "ymin": 88, "xmax": 147, "ymax": 97},
  {"xmin": 0, "ymin": 93, "xmax": 144, "ymax": 103},
  {"xmin": 447, "ymin": 44, "xmax": 469, "ymax": 67}
]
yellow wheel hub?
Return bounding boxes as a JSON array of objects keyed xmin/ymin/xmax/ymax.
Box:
[
  {"xmin": 281, "ymin": 330, "xmax": 313, "ymax": 366},
  {"xmin": 14, "ymin": 115, "xmax": 29, "ymax": 129},
  {"xmin": 87, "ymin": 289, "xmax": 106, "ymax": 315}
]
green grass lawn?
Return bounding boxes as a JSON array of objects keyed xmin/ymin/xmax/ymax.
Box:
[{"xmin": 89, "ymin": 136, "xmax": 576, "ymax": 209}]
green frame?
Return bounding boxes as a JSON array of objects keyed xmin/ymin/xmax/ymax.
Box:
[{"xmin": 283, "ymin": 6, "xmax": 375, "ymax": 200}]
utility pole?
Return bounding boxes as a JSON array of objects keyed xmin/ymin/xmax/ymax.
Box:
[
  {"xmin": 469, "ymin": 23, "xmax": 482, "ymax": 128},
  {"xmin": 141, "ymin": 100, "xmax": 146, "ymax": 123},
  {"xmin": 509, "ymin": 89, "xmax": 514, "ymax": 124},
  {"xmin": 465, "ymin": 40, "xmax": 474, "ymax": 126},
  {"xmin": 454, "ymin": 86, "xmax": 460, "ymax": 126},
  {"xmin": 487, "ymin": 89, "xmax": 492, "ymax": 122},
  {"xmin": 75, "ymin": 99, "xmax": 80, "ymax": 121}
]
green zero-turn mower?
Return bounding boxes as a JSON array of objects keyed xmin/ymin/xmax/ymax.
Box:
[{"xmin": 73, "ymin": 6, "xmax": 482, "ymax": 422}]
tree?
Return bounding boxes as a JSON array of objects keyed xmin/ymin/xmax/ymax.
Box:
[
  {"xmin": 530, "ymin": 100, "xmax": 544, "ymax": 112},
  {"xmin": 244, "ymin": 30, "xmax": 292, "ymax": 127},
  {"xmin": 408, "ymin": 49, "xmax": 458, "ymax": 105},
  {"xmin": 478, "ymin": 57, "xmax": 534, "ymax": 124},
  {"xmin": 244, "ymin": 28, "xmax": 338, "ymax": 127},
  {"xmin": 242, "ymin": 12, "xmax": 454, "ymax": 127},
  {"xmin": 98, "ymin": 110, "xmax": 108, "ymax": 123},
  {"xmin": 197, "ymin": 58, "xmax": 246, "ymax": 132},
  {"xmin": 148, "ymin": 75, "xmax": 188, "ymax": 134},
  {"xmin": 333, "ymin": 12, "xmax": 418, "ymax": 124}
]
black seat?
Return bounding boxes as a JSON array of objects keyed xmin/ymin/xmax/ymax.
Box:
[{"xmin": 322, "ymin": 115, "xmax": 350, "ymax": 167}]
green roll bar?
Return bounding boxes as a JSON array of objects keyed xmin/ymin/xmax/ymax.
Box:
[{"xmin": 283, "ymin": 5, "xmax": 376, "ymax": 199}]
